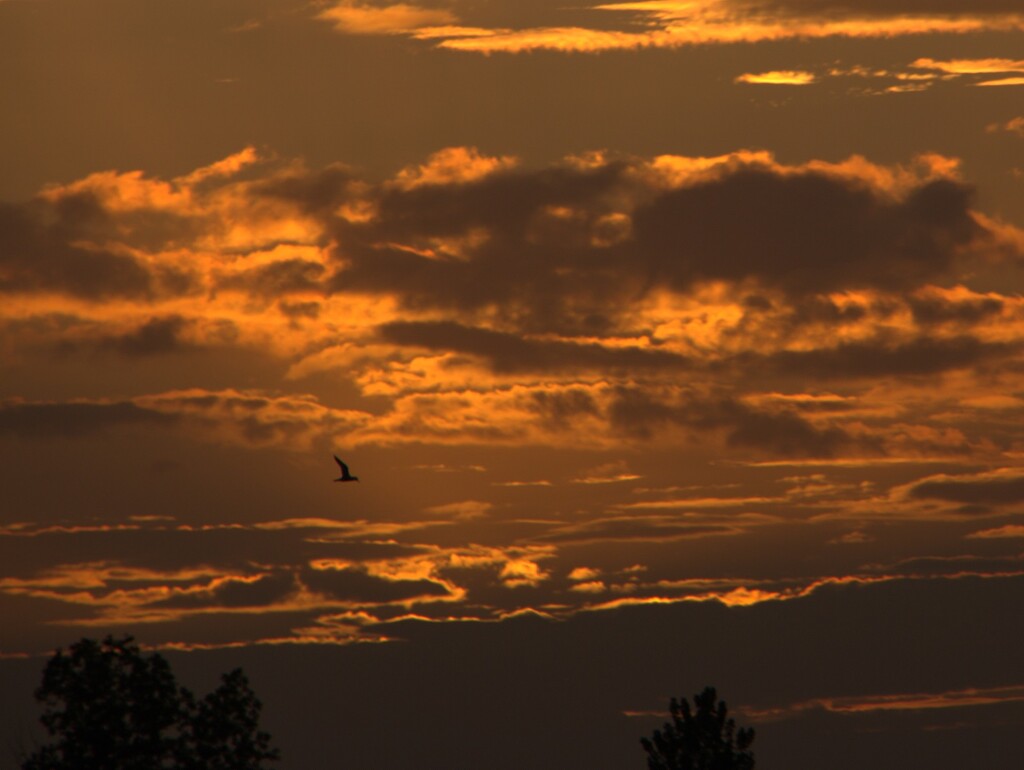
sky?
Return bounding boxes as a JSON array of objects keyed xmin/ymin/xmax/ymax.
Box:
[{"xmin": 1, "ymin": 0, "xmax": 1023, "ymax": 767}]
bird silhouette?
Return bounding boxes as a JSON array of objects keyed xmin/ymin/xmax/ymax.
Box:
[{"xmin": 333, "ymin": 455, "xmax": 359, "ymax": 482}]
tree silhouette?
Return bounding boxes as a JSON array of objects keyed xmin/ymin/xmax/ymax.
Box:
[
  {"xmin": 177, "ymin": 669, "xmax": 278, "ymax": 770},
  {"xmin": 21, "ymin": 636, "xmax": 279, "ymax": 770},
  {"xmin": 641, "ymin": 686, "xmax": 755, "ymax": 770}
]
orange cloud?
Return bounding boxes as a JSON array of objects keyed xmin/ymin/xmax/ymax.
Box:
[
  {"xmin": 581, "ymin": 570, "xmax": 1024, "ymax": 614},
  {"xmin": 967, "ymin": 524, "xmax": 1024, "ymax": 539},
  {"xmin": 568, "ymin": 567, "xmax": 602, "ymax": 581},
  {"xmin": 906, "ymin": 58, "xmax": 1024, "ymax": 87},
  {"xmin": 430, "ymin": 1, "xmax": 1024, "ymax": 54},
  {"xmin": 752, "ymin": 58, "xmax": 1024, "ymax": 94},
  {"xmin": 392, "ymin": 147, "xmax": 518, "ymax": 190},
  {"xmin": 499, "ymin": 559, "xmax": 549, "ymax": 588},
  {"xmin": 309, "ymin": 0, "xmax": 1024, "ymax": 53},
  {"xmin": 976, "ymin": 77, "xmax": 1024, "ymax": 87},
  {"xmin": 911, "ymin": 57, "xmax": 1024, "ymax": 75},
  {"xmin": 569, "ymin": 580, "xmax": 608, "ymax": 594},
  {"xmin": 987, "ymin": 116, "xmax": 1024, "ymax": 135},
  {"xmin": 748, "ymin": 685, "xmax": 1024, "ymax": 720},
  {"xmin": 422, "ymin": 500, "xmax": 494, "ymax": 519},
  {"xmin": 735, "ymin": 70, "xmax": 817, "ymax": 85},
  {"xmin": 5, "ymin": 145, "xmax": 1024, "ymax": 464},
  {"xmin": 317, "ymin": 1, "xmax": 456, "ymax": 35}
]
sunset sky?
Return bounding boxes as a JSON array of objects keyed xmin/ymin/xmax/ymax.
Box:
[{"xmin": 1, "ymin": 1, "xmax": 1023, "ymax": 768}]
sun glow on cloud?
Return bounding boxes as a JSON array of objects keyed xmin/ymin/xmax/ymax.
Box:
[
  {"xmin": 912, "ymin": 57, "xmax": 1024, "ymax": 75},
  {"xmin": 726, "ymin": 58, "xmax": 1024, "ymax": 94},
  {"xmin": 976, "ymin": 77, "xmax": 1024, "ymax": 86},
  {"xmin": 3, "ymin": 510, "xmax": 1021, "ymax": 650},
  {"xmin": 3, "ymin": 146, "xmax": 1024, "ymax": 457},
  {"xmin": 736, "ymin": 70, "xmax": 817, "ymax": 85},
  {"xmin": 393, "ymin": 146, "xmax": 519, "ymax": 190},
  {"xmin": 2, "ymin": 0, "xmax": 1024, "ymax": 761},
  {"xmin": 315, "ymin": 0, "xmax": 1024, "ymax": 53},
  {"xmin": 318, "ymin": 1, "xmax": 456, "ymax": 34},
  {"xmin": 3, "ymin": 145, "xmax": 1024, "ymax": 653},
  {"xmin": 740, "ymin": 685, "xmax": 1024, "ymax": 721}
]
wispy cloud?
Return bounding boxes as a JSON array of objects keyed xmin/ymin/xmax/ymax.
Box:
[
  {"xmin": 726, "ymin": 58, "xmax": 1024, "ymax": 94},
  {"xmin": 422, "ymin": 499, "xmax": 494, "ymax": 518},
  {"xmin": 4, "ymin": 146, "xmax": 1024, "ymax": 459},
  {"xmin": 976, "ymin": 77, "xmax": 1024, "ymax": 87},
  {"xmin": 911, "ymin": 57, "xmax": 1024, "ymax": 76},
  {"xmin": 735, "ymin": 70, "xmax": 817, "ymax": 85},
  {"xmin": 317, "ymin": 1, "xmax": 456, "ymax": 35},
  {"xmin": 987, "ymin": 116, "xmax": 1024, "ymax": 135},
  {"xmin": 967, "ymin": 524, "xmax": 1024, "ymax": 539},
  {"xmin": 746, "ymin": 684, "xmax": 1024, "ymax": 720},
  {"xmin": 316, "ymin": 0, "xmax": 1024, "ymax": 54}
]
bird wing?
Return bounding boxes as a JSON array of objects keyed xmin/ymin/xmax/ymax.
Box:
[{"xmin": 334, "ymin": 455, "xmax": 351, "ymax": 477}]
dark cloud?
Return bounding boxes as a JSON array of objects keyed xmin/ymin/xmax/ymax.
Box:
[
  {"xmin": 10, "ymin": 154, "xmax": 994, "ymax": 332},
  {"xmin": 143, "ymin": 391, "xmax": 326, "ymax": 446},
  {"xmin": 327, "ymin": 160, "xmax": 992, "ymax": 337},
  {"xmin": 863, "ymin": 553, "xmax": 1024, "ymax": 577},
  {"xmin": 49, "ymin": 183, "xmax": 201, "ymax": 253},
  {"xmin": 262, "ymin": 575, "xmax": 1024, "ymax": 770},
  {"xmin": 278, "ymin": 300, "xmax": 322, "ymax": 320},
  {"xmin": 908, "ymin": 295, "xmax": 1004, "ymax": 326},
  {"xmin": 0, "ymin": 401, "xmax": 176, "ymax": 438},
  {"xmin": 455, "ymin": 0, "xmax": 615, "ymax": 30},
  {"xmin": 301, "ymin": 565, "xmax": 453, "ymax": 604},
  {"xmin": 607, "ymin": 388, "xmax": 681, "ymax": 439},
  {"xmin": 217, "ymin": 258, "xmax": 327, "ymax": 298},
  {"xmin": 751, "ymin": 335, "xmax": 1018, "ymax": 380},
  {"xmin": 40, "ymin": 315, "xmax": 239, "ymax": 359},
  {"xmin": 330, "ymin": 161, "xmax": 638, "ymax": 332},
  {"xmin": 99, "ymin": 316, "xmax": 192, "ymax": 357},
  {"xmin": 254, "ymin": 164, "xmax": 355, "ymax": 217},
  {"xmin": 720, "ymin": 403, "xmax": 857, "ymax": 456},
  {"xmin": 367, "ymin": 162, "xmax": 627, "ymax": 244},
  {"xmin": 3, "ymin": 575, "xmax": 1022, "ymax": 769},
  {"xmin": 530, "ymin": 388, "xmax": 600, "ymax": 429},
  {"xmin": 379, "ymin": 320, "xmax": 690, "ymax": 373},
  {"xmin": 909, "ymin": 475, "xmax": 1024, "ymax": 504},
  {"xmin": 631, "ymin": 172, "xmax": 978, "ymax": 295},
  {"xmin": 0, "ymin": 200, "xmax": 157, "ymax": 299},
  {"xmin": 608, "ymin": 388, "xmax": 858, "ymax": 456},
  {"xmin": 0, "ymin": 392, "xmax": 316, "ymax": 447},
  {"xmin": 775, "ymin": 398, "xmax": 856, "ymax": 414},
  {"xmin": 740, "ymin": 0, "xmax": 1024, "ymax": 14},
  {"xmin": 0, "ymin": 526, "xmax": 429, "ymax": 583},
  {"xmin": 788, "ymin": 295, "xmax": 872, "ymax": 325},
  {"xmin": 0, "ymin": 312, "xmax": 91, "ymax": 348},
  {"xmin": 537, "ymin": 516, "xmax": 732, "ymax": 544},
  {"xmin": 157, "ymin": 571, "xmax": 300, "ymax": 610}
]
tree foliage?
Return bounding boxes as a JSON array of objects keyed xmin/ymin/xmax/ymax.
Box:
[
  {"xmin": 22, "ymin": 636, "xmax": 279, "ymax": 770},
  {"xmin": 641, "ymin": 686, "xmax": 755, "ymax": 770}
]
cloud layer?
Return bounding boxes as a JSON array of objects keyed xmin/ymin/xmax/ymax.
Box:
[
  {"xmin": 2, "ymin": 145, "xmax": 1024, "ymax": 656},
  {"xmin": 314, "ymin": 0, "xmax": 1024, "ymax": 53}
]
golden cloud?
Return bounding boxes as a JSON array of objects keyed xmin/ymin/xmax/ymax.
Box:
[
  {"xmin": 429, "ymin": 1, "xmax": 1024, "ymax": 54},
  {"xmin": 747, "ymin": 684, "xmax": 1024, "ymax": 720},
  {"xmin": 967, "ymin": 524, "xmax": 1024, "ymax": 539},
  {"xmin": 317, "ymin": 1, "xmax": 456, "ymax": 35},
  {"xmin": 976, "ymin": 77, "xmax": 1024, "ymax": 87},
  {"xmin": 735, "ymin": 70, "xmax": 817, "ymax": 85},
  {"xmin": 911, "ymin": 57, "xmax": 1024, "ymax": 75},
  {"xmin": 4, "ymin": 145, "xmax": 1024, "ymax": 462},
  {"xmin": 392, "ymin": 147, "xmax": 518, "ymax": 190},
  {"xmin": 987, "ymin": 116, "xmax": 1024, "ymax": 135}
]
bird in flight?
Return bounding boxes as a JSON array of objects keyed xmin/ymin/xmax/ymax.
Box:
[{"xmin": 333, "ymin": 455, "xmax": 359, "ymax": 482}]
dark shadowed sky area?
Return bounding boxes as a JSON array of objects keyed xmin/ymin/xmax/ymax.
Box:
[{"xmin": 2, "ymin": 1, "xmax": 1024, "ymax": 768}]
